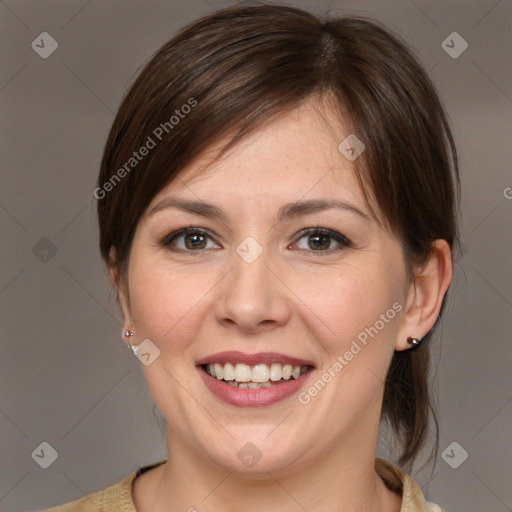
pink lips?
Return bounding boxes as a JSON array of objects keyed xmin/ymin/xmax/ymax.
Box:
[
  {"xmin": 198, "ymin": 368, "xmax": 314, "ymax": 407},
  {"xmin": 195, "ymin": 351, "xmax": 316, "ymax": 407}
]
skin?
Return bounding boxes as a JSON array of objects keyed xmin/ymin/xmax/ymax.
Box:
[{"xmin": 110, "ymin": 97, "xmax": 452, "ymax": 512}]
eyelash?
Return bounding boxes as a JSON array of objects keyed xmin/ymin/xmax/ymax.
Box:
[{"xmin": 160, "ymin": 225, "xmax": 352, "ymax": 256}]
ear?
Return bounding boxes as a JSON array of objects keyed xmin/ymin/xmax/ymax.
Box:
[
  {"xmin": 109, "ymin": 247, "xmax": 132, "ymax": 331},
  {"xmin": 395, "ymin": 239, "xmax": 453, "ymax": 351}
]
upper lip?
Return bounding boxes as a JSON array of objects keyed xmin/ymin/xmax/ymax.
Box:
[{"xmin": 195, "ymin": 351, "xmax": 316, "ymax": 368}]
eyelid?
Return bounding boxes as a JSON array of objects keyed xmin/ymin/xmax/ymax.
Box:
[
  {"xmin": 294, "ymin": 226, "xmax": 351, "ymax": 245},
  {"xmin": 160, "ymin": 227, "xmax": 220, "ymax": 250},
  {"xmin": 161, "ymin": 226, "xmax": 352, "ymax": 254},
  {"xmin": 291, "ymin": 226, "xmax": 352, "ymax": 253}
]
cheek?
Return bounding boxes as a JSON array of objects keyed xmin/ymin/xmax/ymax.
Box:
[
  {"xmin": 292, "ymin": 263, "xmax": 405, "ymax": 402},
  {"xmin": 127, "ymin": 258, "xmax": 215, "ymax": 352},
  {"xmin": 298, "ymin": 266, "xmax": 401, "ymax": 342},
  {"xmin": 299, "ymin": 270, "xmax": 402, "ymax": 407}
]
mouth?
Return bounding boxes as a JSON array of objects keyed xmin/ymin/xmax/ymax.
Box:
[
  {"xmin": 195, "ymin": 351, "xmax": 316, "ymax": 406},
  {"xmin": 200, "ymin": 362, "xmax": 314, "ymax": 389}
]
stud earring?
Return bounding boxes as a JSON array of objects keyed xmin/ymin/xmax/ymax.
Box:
[
  {"xmin": 122, "ymin": 328, "xmax": 140, "ymax": 356},
  {"xmin": 407, "ymin": 336, "xmax": 424, "ymax": 347}
]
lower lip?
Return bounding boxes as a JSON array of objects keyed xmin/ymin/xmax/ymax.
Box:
[{"xmin": 197, "ymin": 366, "xmax": 315, "ymax": 407}]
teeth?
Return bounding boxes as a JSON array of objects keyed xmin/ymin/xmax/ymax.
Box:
[
  {"xmin": 269, "ymin": 363, "xmax": 282, "ymax": 381},
  {"xmin": 235, "ymin": 363, "xmax": 252, "ymax": 382},
  {"xmin": 214, "ymin": 363, "xmax": 224, "ymax": 380},
  {"xmin": 282, "ymin": 364, "xmax": 293, "ymax": 380},
  {"xmin": 205, "ymin": 362, "xmax": 309, "ymax": 383},
  {"xmin": 230, "ymin": 381, "xmax": 275, "ymax": 389},
  {"xmin": 223, "ymin": 362, "xmax": 235, "ymax": 381},
  {"xmin": 252, "ymin": 364, "xmax": 270, "ymax": 383}
]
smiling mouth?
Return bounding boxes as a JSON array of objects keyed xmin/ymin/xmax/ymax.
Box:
[{"xmin": 201, "ymin": 362, "xmax": 314, "ymax": 389}]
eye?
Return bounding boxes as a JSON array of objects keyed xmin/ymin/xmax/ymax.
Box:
[
  {"xmin": 291, "ymin": 227, "xmax": 352, "ymax": 254},
  {"xmin": 160, "ymin": 226, "xmax": 351, "ymax": 255},
  {"xmin": 161, "ymin": 227, "xmax": 220, "ymax": 252}
]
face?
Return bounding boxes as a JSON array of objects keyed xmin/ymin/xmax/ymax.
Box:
[{"xmin": 118, "ymin": 98, "xmax": 414, "ymax": 474}]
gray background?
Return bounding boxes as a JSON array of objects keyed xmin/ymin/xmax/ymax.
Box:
[{"xmin": 0, "ymin": 0, "xmax": 510, "ymax": 511}]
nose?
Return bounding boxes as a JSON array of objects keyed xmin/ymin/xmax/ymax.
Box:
[{"xmin": 214, "ymin": 244, "xmax": 292, "ymax": 334}]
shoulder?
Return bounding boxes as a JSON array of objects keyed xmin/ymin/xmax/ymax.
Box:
[
  {"xmin": 375, "ymin": 458, "xmax": 445, "ymax": 512},
  {"xmin": 42, "ymin": 472, "xmax": 136, "ymax": 512},
  {"xmin": 42, "ymin": 460, "xmax": 167, "ymax": 512}
]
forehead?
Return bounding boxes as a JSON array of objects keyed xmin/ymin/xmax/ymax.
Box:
[{"xmin": 149, "ymin": 99, "xmax": 372, "ymax": 212}]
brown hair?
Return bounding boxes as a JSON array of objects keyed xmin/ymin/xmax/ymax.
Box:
[{"xmin": 96, "ymin": 4, "xmax": 460, "ymax": 471}]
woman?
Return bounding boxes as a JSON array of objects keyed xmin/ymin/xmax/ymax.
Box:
[{"xmin": 46, "ymin": 4, "xmax": 458, "ymax": 511}]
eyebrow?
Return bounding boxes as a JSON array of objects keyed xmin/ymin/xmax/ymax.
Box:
[{"xmin": 146, "ymin": 197, "xmax": 371, "ymax": 223}]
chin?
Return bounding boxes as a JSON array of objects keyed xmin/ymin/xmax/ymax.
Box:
[{"xmin": 200, "ymin": 430, "xmax": 308, "ymax": 475}]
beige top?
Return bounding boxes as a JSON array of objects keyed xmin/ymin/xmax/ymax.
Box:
[{"xmin": 43, "ymin": 458, "xmax": 444, "ymax": 511}]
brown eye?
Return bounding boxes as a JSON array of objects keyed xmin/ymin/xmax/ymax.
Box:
[
  {"xmin": 307, "ymin": 233, "xmax": 331, "ymax": 251},
  {"xmin": 293, "ymin": 228, "xmax": 351, "ymax": 254},
  {"xmin": 162, "ymin": 228, "xmax": 219, "ymax": 252},
  {"xmin": 183, "ymin": 232, "xmax": 207, "ymax": 250}
]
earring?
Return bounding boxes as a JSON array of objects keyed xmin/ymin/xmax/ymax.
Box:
[
  {"xmin": 128, "ymin": 343, "xmax": 140, "ymax": 357},
  {"xmin": 122, "ymin": 328, "xmax": 139, "ymax": 356},
  {"xmin": 407, "ymin": 336, "xmax": 424, "ymax": 347}
]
